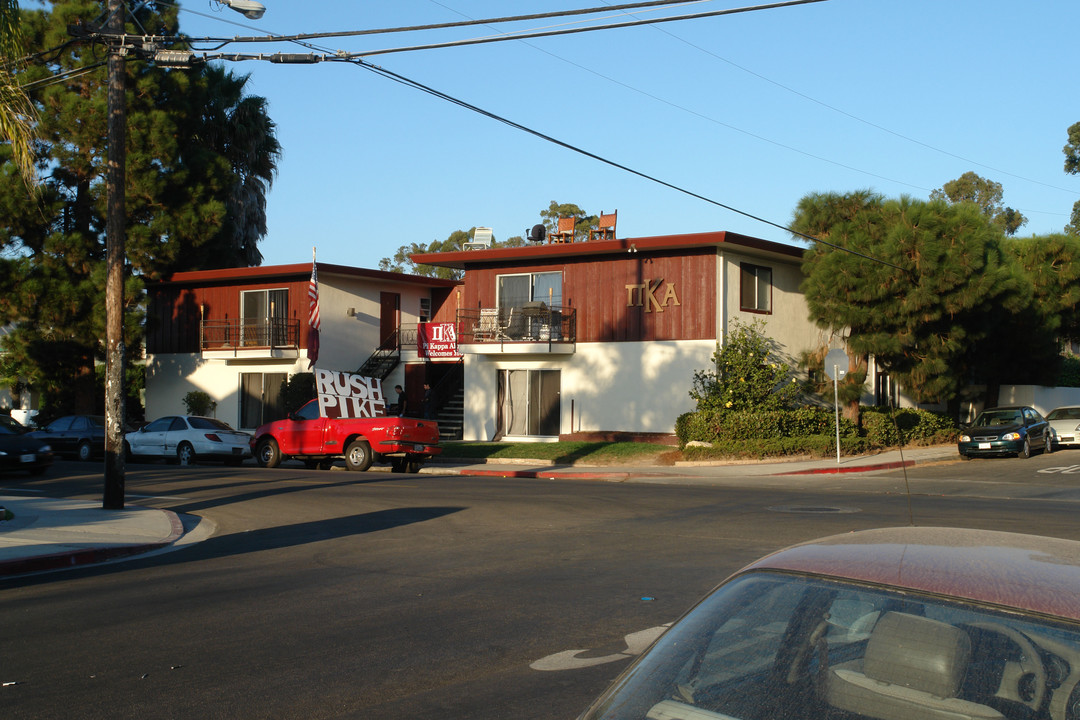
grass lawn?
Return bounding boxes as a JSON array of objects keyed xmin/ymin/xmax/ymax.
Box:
[{"xmin": 439, "ymin": 441, "xmax": 680, "ymax": 466}]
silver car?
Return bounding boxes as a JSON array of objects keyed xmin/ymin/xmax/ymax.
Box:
[
  {"xmin": 1046, "ymin": 405, "xmax": 1080, "ymax": 450},
  {"xmin": 125, "ymin": 415, "xmax": 251, "ymax": 465}
]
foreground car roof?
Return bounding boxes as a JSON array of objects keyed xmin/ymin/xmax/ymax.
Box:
[{"xmin": 742, "ymin": 526, "xmax": 1080, "ymax": 621}]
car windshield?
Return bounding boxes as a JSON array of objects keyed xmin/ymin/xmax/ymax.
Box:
[
  {"xmin": 974, "ymin": 410, "xmax": 1022, "ymax": 427},
  {"xmin": 582, "ymin": 571, "xmax": 1080, "ymax": 720},
  {"xmin": 1047, "ymin": 408, "xmax": 1080, "ymax": 421}
]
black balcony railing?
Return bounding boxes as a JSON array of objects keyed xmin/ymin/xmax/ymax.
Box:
[
  {"xmin": 457, "ymin": 305, "xmax": 576, "ymax": 344},
  {"xmin": 200, "ymin": 319, "xmax": 300, "ymax": 351}
]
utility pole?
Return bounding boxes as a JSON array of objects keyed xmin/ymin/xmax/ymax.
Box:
[{"xmin": 103, "ymin": 0, "xmax": 126, "ymax": 510}]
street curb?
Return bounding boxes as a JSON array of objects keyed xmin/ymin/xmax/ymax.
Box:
[
  {"xmin": 467, "ymin": 468, "xmax": 636, "ymax": 481},
  {"xmin": 0, "ymin": 509, "xmax": 184, "ymax": 577},
  {"xmin": 778, "ymin": 460, "xmax": 915, "ymax": 475}
]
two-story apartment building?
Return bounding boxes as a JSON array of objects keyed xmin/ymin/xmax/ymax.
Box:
[
  {"xmin": 144, "ymin": 263, "xmax": 460, "ymax": 431},
  {"xmin": 414, "ymin": 230, "xmax": 833, "ymax": 442}
]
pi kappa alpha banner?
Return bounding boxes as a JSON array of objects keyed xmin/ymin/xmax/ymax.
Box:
[{"xmin": 418, "ymin": 322, "xmax": 460, "ymax": 359}]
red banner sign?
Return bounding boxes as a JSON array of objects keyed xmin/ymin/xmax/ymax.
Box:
[{"xmin": 418, "ymin": 322, "xmax": 460, "ymax": 358}]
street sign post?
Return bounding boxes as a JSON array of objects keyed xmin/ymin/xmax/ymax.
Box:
[{"xmin": 824, "ymin": 349, "xmax": 848, "ymax": 464}]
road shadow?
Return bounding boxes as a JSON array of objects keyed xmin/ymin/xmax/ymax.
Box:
[{"xmin": 2, "ymin": 506, "xmax": 465, "ymax": 588}]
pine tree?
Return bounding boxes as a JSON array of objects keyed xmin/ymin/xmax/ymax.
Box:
[
  {"xmin": 793, "ymin": 192, "xmax": 1032, "ymax": 411},
  {"xmin": 0, "ymin": 1, "xmax": 280, "ymax": 414}
]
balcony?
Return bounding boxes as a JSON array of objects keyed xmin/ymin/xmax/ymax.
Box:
[
  {"xmin": 457, "ymin": 305, "xmax": 576, "ymax": 355},
  {"xmin": 200, "ymin": 319, "xmax": 301, "ymax": 359}
]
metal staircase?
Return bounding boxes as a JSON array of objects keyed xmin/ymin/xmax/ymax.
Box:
[
  {"xmin": 430, "ymin": 362, "xmax": 464, "ymax": 441},
  {"xmin": 356, "ymin": 330, "xmax": 400, "ymax": 379},
  {"xmin": 435, "ymin": 384, "xmax": 464, "ymax": 441}
]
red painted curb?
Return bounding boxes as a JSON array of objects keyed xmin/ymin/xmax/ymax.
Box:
[{"xmin": 0, "ymin": 509, "xmax": 184, "ymax": 578}]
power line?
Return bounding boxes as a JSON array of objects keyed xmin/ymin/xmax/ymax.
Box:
[
  {"xmin": 340, "ymin": 55, "xmax": 905, "ymax": 271},
  {"xmin": 607, "ymin": 2, "xmax": 1080, "ymax": 201},
  {"xmin": 179, "ymin": 0, "xmax": 728, "ymax": 43}
]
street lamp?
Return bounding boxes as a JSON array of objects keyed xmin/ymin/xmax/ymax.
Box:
[{"xmin": 214, "ymin": 0, "xmax": 266, "ymax": 20}]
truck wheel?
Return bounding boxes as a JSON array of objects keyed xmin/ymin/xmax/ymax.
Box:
[
  {"xmin": 390, "ymin": 458, "xmax": 405, "ymax": 473},
  {"xmin": 406, "ymin": 460, "xmax": 422, "ymax": 474},
  {"xmin": 257, "ymin": 438, "xmax": 282, "ymax": 468},
  {"xmin": 344, "ymin": 439, "xmax": 373, "ymax": 472}
]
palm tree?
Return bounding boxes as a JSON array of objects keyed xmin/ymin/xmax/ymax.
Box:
[{"xmin": 0, "ymin": 0, "xmax": 37, "ymax": 183}]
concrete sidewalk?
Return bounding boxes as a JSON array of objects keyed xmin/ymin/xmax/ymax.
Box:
[{"xmin": 0, "ymin": 444, "xmax": 960, "ymax": 578}]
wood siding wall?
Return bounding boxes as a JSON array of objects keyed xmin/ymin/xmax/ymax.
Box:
[
  {"xmin": 461, "ymin": 248, "xmax": 716, "ymax": 342},
  {"xmin": 147, "ymin": 278, "xmax": 310, "ymax": 354}
]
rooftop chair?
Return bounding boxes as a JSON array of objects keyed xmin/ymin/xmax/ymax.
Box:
[
  {"xmin": 462, "ymin": 226, "xmax": 493, "ymax": 251},
  {"xmin": 550, "ymin": 216, "xmax": 575, "ymax": 244},
  {"xmin": 589, "ymin": 209, "xmax": 617, "ymax": 241}
]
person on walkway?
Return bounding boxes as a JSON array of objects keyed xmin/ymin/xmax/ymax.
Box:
[
  {"xmin": 394, "ymin": 385, "xmax": 407, "ymax": 417},
  {"xmin": 422, "ymin": 383, "xmax": 435, "ymax": 420}
]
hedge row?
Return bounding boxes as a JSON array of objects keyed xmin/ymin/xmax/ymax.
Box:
[{"xmin": 675, "ymin": 405, "xmax": 957, "ymax": 456}]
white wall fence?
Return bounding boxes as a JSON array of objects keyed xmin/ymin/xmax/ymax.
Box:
[{"xmin": 962, "ymin": 385, "xmax": 1080, "ymax": 423}]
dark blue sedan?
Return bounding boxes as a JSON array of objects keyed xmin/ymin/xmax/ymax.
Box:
[{"xmin": 957, "ymin": 405, "xmax": 1051, "ymax": 459}]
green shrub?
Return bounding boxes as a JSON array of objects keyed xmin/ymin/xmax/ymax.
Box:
[
  {"xmin": 280, "ymin": 372, "xmax": 317, "ymax": 415},
  {"xmin": 691, "ymin": 318, "xmax": 802, "ymax": 413},
  {"xmin": 861, "ymin": 406, "xmax": 957, "ymax": 446},
  {"xmin": 182, "ymin": 390, "xmax": 216, "ymax": 416},
  {"xmin": 1059, "ymin": 356, "xmax": 1080, "ymax": 388},
  {"xmin": 675, "ymin": 404, "xmax": 955, "ymax": 458}
]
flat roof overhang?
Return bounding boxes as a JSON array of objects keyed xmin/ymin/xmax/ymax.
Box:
[{"xmin": 411, "ymin": 230, "xmax": 806, "ymax": 269}]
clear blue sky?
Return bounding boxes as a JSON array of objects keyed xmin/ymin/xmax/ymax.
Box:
[{"xmin": 175, "ymin": 0, "xmax": 1079, "ymax": 268}]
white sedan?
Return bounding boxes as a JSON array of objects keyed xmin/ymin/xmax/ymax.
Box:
[
  {"xmin": 1046, "ymin": 405, "xmax": 1080, "ymax": 449},
  {"xmin": 125, "ymin": 415, "xmax": 252, "ymax": 465}
]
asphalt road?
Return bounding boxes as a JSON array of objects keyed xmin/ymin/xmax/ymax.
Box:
[{"xmin": 4, "ymin": 452, "xmax": 1080, "ymax": 719}]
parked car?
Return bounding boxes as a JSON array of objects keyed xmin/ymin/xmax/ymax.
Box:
[
  {"xmin": 124, "ymin": 415, "xmax": 252, "ymax": 465},
  {"xmin": 578, "ymin": 526, "xmax": 1080, "ymax": 720},
  {"xmin": 1046, "ymin": 405, "xmax": 1080, "ymax": 450},
  {"xmin": 27, "ymin": 414, "xmax": 106, "ymax": 461},
  {"xmin": 0, "ymin": 420, "xmax": 52, "ymax": 475},
  {"xmin": 957, "ymin": 405, "xmax": 1051, "ymax": 459},
  {"xmin": 0, "ymin": 415, "xmax": 28, "ymax": 434}
]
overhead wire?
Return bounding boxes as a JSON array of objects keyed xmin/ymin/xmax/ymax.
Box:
[
  {"xmin": 178, "ymin": 0, "xmax": 728, "ymax": 43},
  {"xmin": 600, "ymin": 0, "xmax": 1079, "ymax": 204},
  {"xmin": 338, "ymin": 55, "xmax": 905, "ymax": 271}
]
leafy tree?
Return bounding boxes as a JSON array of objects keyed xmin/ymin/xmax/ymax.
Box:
[
  {"xmin": 539, "ymin": 200, "xmax": 594, "ymax": 241},
  {"xmin": 794, "ymin": 191, "xmax": 1032, "ymax": 414},
  {"xmin": 379, "ymin": 231, "xmax": 473, "ymax": 280},
  {"xmin": 0, "ymin": 0, "xmax": 280, "ymax": 413},
  {"xmin": 1063, "ymin": 122, "xmax": 1080, "ymax": 236},
  {"xmin": 381, "ymin": 201, "xmax": 593, "ymax": 277},
  {"xmin": 690, "ymin": 318, "xmax": 801, "ymax": 412},
  {"xmin": 930, "ymin": 171, "xmax": 1026, "ymax": 236}
]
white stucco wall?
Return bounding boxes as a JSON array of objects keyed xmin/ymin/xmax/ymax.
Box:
[
  {"xmin": 145, "ymin": 353, "xmax": 307, "ymax": 429},
  {"xmin": 461, "ymin": 339, "xmax": 715, "ymax": 440}
]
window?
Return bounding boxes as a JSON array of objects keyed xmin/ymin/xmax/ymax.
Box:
[
  {"xmin": 497, "ymin": 272, "xmax": 563, "ymax": 311},
  {"xmin": 499, "ymin": 369, "xmax": 560, "ymax": 437},
  {"xmin": 740, "ymin": 263, "xmax": 772, "ymax": 313},
  {"xmin": 241, "ymin": 288, "xmax": 288, "ymax": 346},
  {"xmin": 240, "ymin": 372, "xmax": 287, "ymax": 428}
]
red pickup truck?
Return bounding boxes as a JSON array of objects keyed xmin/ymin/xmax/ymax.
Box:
[{"xmin": 251, "ymin": 399, "xmax": 441, "ymax": 473}]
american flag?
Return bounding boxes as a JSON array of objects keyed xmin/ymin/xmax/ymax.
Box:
[
  {"xmin": 307, "ymin": 259, "xmax": 320, "ymax": 364},
  {"xmin": 308, "ymin": 261, "xmax": 320, "ymax": 330}
]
